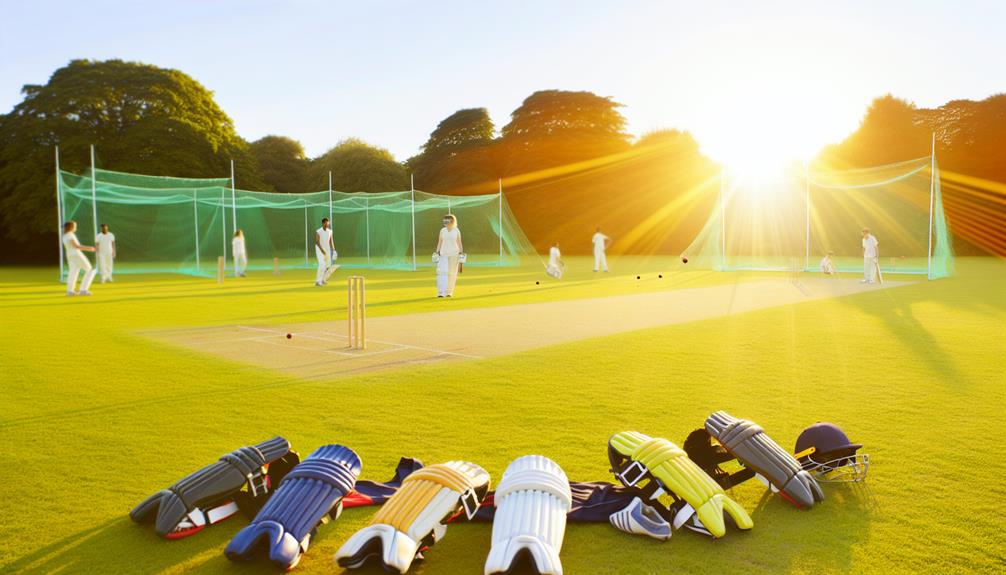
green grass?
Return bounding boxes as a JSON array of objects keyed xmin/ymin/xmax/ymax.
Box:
[{"xmin": 1, "ymin": 257, "xmax": 1003, "ymax": 574}]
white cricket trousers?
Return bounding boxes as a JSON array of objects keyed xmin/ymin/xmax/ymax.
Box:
[
  {"xmin": 234, "ymin": 252, "xmax": 247, "ymax": 276},
  {"xmin": 436, "ymin": 255, "xmax": 459, "ymax": 296},
  {"xmin": 316, "ymin": 248, "xmax": 331, "ymax": 283},
  {"xmin": 864, "ymin": 256, "xmax": 876, "ymax": 283},
  {"xmin": 98, "ymin": 252, "xmax": 114, "ymax": 282},
  {"xmin": 594, "ymin": 249, "xmax": 608, "ymax": 272},
  {"xmin": 67, "ymin": 256, "xmax": 97, "ymax": 294}
]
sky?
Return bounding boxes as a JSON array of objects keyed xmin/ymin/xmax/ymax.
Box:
[{"xmin": 2, "ymin": 0, "xmax": 1004, "ymax": 173}]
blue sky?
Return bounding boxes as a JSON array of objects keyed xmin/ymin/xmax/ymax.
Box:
[{"xmin": 2, "ymin": 0, "xmax": 1003, "ymax": 170}]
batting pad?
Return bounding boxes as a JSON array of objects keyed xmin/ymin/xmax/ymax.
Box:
[
  {"xmin": 705, "ymin": 411, "xmax": 824, "ymax": 509},
  {"xmin": 334, "ymin": 461, "xmax": 491, "ymax": 574},
  {"xmin": 485, "ymin": 455, "xmax": 572, "ymax": 575},
  {"xmin": 130, "ymin": 437, "xmax": 292, "ymax": 538},
  {"xmin": 608, "ymin": 431, "xmax": 752, "ymax": 538},
  {"xmin": 224, "ymin": 444, "xmax": 362, "ymax": 570}
]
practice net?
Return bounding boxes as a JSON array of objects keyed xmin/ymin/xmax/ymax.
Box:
[
  {"xmin": 58, "ymin": 168, "xmax": 536, "ymax": 277},
  {"xmin": 682, "ymin": 156, "xmax": 954, "ymax": 279}
]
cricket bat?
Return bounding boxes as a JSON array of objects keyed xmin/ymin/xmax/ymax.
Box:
[
  {"xmin": 874, "ymin": 257, "xmax": 883, "ymax": 284},
  {"xmin": 323, "ymin": 263, "xmax": 340, "ymax": 281}
]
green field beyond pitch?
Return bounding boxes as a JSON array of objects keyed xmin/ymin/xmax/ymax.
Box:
[{"xmin": 1, "ymin": 257, "xmax": 1004, "ymax": 574}]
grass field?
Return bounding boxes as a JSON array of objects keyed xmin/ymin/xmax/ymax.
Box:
[{"xmin": 1, "ymin": 256, "xmax": 1004, "ymax": 574}]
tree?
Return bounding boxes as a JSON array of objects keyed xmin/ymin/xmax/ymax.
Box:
[
  {"xmin": 500, "ymin": 90, "xmax": 632, "ymax": 173},
  {"xmin": 818, "ymin": 95, "xmax": 930, "ymax": 167},
  {"xmin": 420, "ymin": 108, "xmax": 494, "ymax": 153},
  {"xmin": 307, "ymin": 138, "xmax": 408, "ymax": 192},
  {"xmin": 407, "ymin": 108, "xmax": 498, "ymax": 192},
  {"xmin": 250, "ymin": 135, "xmax": 308, "ymax": 192},
  {"xmin": 0, "ymin": 59, "xmax": 266, "ymax": 260}
]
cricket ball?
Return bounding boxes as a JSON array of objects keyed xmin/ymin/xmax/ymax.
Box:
[
  {"xmin": 286, "ymin": 333, "xmax": 292, "ymax": 339},
  {"xmin": 681, "ymin": 256, "xmax": 689, "ymax": 264}
]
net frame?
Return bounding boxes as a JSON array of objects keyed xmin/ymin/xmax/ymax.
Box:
[
  {"xmin": 686, "ymin": 146, "xmax": 953, "ymax": 280},
  {"xmin": 56, "ymin": 154, "xmax": 532, "ymax": 279}
]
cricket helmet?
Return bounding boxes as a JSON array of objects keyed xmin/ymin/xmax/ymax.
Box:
[{"xmin": 794, "ymin": 422, "xmax": 869, "ymax": 482}]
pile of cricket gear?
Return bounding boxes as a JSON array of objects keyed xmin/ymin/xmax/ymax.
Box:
[{"xmin": 130, "ymin": 411, "xmax": 868, "ymax": 573}]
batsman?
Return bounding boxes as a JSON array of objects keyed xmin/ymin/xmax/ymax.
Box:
[{"xmin": 315, "ymin": 217, "xmax": 338, "ymax": 286}]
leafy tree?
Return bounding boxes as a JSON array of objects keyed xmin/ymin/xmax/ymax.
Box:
[
  {"xmin": 0, "ymin": 59, "xmax": 266, "ymax": 260},
  {"xmin": 307, "ymin": 138, "xmax": 408, "ymax": 192},
  {"xmin": 420, "ymin": 108, "xmax": 494, "ymax": 153},
  {"xmin": 818, "ymin": 95, "xmax": 930, "ymax": 166},
  {"xmin": 250, "ymin": 135, "xmax": 308, "ymax": 192},
  {"xmin": 407, "ymin": 108, "xmax": 498, "ymax": 192},
  {"xmin": 500, "ymin": 90, "xmax": 631, "ymax": 173}
]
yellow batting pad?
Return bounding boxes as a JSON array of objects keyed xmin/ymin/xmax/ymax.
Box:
[
  {"xmin": 335, "ymin": 461, "xmax": 490, "ymax": 574},
  {"xmin": 610, "ymin": 431, "xmax": 753, "ymax": 538}
]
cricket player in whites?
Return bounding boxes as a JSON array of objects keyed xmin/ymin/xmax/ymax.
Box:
[
  {"xmin": 62, "ymin": 220, "xmax": 98, "ymax": 296},
  {"xmin": 546, "ymin": 241, "xmax": 565, "ymax": 279},
  {"xmin": 232, "ymin": 230, "xmax": 248, "ymax": 277},
  {"xmin": 95, "ymin": 223, "xmax": 116, "ymax": 283},
  {"xmin": 314, "ymin": 217, "xmax": 337, "ymax": 286},
  {"xmin": 435, "ymin": 214, "xmax": 462, "ymax": 297},
  {"xmin": 592, "ymin": 227, "xmax": 610, "ymax": 272},
  {"xmin": 861, "ymin": 227, "xmax": 879, "ymax": 283}
]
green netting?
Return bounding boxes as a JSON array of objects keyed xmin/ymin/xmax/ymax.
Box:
[
  {"xmin": 58, "ymin": 168, "xmax": 536, "ymax": 277},
  {"xmin": 682, "ymin": 156, "xmax": 954, "ymax": 279}
]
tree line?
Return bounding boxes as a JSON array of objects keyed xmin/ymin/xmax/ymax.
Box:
[{"xmin": 1, "ymin": 59, "xmax": 1002, "ymax": 262}]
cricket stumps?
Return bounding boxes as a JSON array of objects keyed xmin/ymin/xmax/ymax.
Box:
[{"xmin": 348, "ymin": 276, "xmax": 366, "ymax": 349}]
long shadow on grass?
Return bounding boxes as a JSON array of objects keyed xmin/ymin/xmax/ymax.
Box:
[
  {"xmin": 2, "ymin": 511, "xmax": 376, "ymax": 574},
  {"xmin": 1, "ymin": 517, "xmax": 237, "ymax": 574},
  {"xmin": 838, "ymin": 273, "xmax": 1006, "ymax": 382},
  {"xmin": 742, "ymin": 482, "xmax": 875, "ymax": 573}
]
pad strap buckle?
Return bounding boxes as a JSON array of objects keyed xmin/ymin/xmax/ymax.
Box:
[
  {"xmin": 617, "ymin": 461, "xmax": 648, "ymax": 487},
  {"xmin": 460, "ymin": 487, "xmax": 480, "ymax": 520},
  {"xmin": 246, "ymin": 467, "xmax": 269, "ymax": 498}
]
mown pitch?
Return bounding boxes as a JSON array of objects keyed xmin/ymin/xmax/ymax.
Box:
[{"xmin": 1, "ymin": 257, "xmax": 1003, "ymax": 574}]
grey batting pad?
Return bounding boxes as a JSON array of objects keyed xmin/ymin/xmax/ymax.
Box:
[
  {"xmin": 130, "ymin": 437, "xmax": 291, "ymax": 537},
  {"xmin": 705, "ymin": 412, "xmax": 824, "ymax": 508}
]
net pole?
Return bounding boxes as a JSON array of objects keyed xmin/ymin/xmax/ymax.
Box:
[
  {"xmin": 410, "ymin": 174, "xmax": 417, "ymax": 271},
  {"xmin": 304, "ymin": 199, "xmax": 309, "ymax": 267},
  {"xmin": 55, "ymin": 145, "xmax": 64, "ymax": 282},
  {"xmin": 927, "ymin": 132, "xmax": 936, "ymax": 280},
  {"xmin": 805, "ymin": 162, "xmax": 810, "ymax": 271},
  {"xmin": 498, "ymin": 178, "xmax": 503, "ymax": 265},
  {"xmin": 230, "ymin": 160, "xmax": 237, "ymax": 233},
  {"xmin": 366, "ymin": 196, "xmax": 371, "ymax": 264},
  {"xmin": 90, "ymin": 145, "xmax": 98, "ymax": 242},
  {"xmin": 221, "ymin": 187, "xmax": 226, "ymax": 271},
  {"xmin": 328, "ymin": 171, "xmax": 333, "ymax": 224},
  {"xmin": 193, "ymin": 190, "xmax": 200, "ymax": 272},
  {"xmin": 719, "ymin": 170, "xmax": 726, "ymax": 270}
]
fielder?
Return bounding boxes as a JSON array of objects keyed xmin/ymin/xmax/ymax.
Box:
[
  {"xmin": 819, "ymin": 251, "xmax": 836, "ymax": 275},
  {"xmin": 62, "ymin": 220, "xmax": 97, "ymax": 296},
  {"xmin": 592, "ymin": 227, "xmax": 610, "ymax": 272},
  {"xmin": 232, "ymin": 230, "xmax": 247, "ymax": 277},
  {"xmin": 546, "ymin": 242, "xmax": 564, "ymax": 279},
  {"xmin": 315, "ymin": 217, "xmax": 337, "ymax": 286},
  {"xmin": 435, "ymin": 214, "xmax": 462, "ymax": 297},
  {"xmin": 861, "ymin": 228, "xmax": 879, "ymax": 284},
  {"xmin": 95, "ymin": 223, "xmax": 116, "ymax": 283}
]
